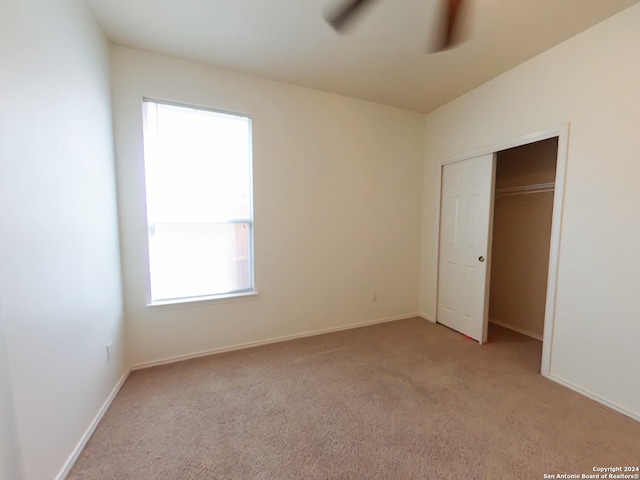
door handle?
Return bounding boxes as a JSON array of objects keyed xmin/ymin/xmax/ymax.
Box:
[{"xmin": 479, "ymin": 256, "xmax": 485, "ymax": 262}]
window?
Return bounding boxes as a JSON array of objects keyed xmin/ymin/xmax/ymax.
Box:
[{"xmin": 142, "ymin": 99, "xmax": 254, "ymax": 303}]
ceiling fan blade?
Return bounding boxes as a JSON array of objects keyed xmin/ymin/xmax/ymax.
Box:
[
  {"xmin": 326, "ymin": 0, "xmax": 376, "ymax": 31},
  {"xmin": 429, "ymin": 0, "xmax": 468, "ymax": 52},
  {"xmin": 444, "ymin": 0, "xmax": 464, "ymax": 47}
]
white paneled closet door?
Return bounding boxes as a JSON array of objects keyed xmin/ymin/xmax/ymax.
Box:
[{"xmin": 437, "ymin": 154, "xmax": 495, "ymax": 343}]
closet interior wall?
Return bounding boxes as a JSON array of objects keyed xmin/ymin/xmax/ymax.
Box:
[{"xmin": 489, "ymin": 138, "xmax": 558, "ymax": 340}]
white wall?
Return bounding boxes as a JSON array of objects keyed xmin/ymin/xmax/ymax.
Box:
[
  {"xmin": 0, "ymin": 1, "xmax": 126, "ymax": 478},
  {"xmin": 110, "ymin": 46, "xmax": 425, "ymax": 366},
  {"xmin": 0, "ymin": 308, "xmax": 23, "ymax": 480},
  {"xmin": 420, "ymin": 4, "xmax": 640, "ymax": 418}
]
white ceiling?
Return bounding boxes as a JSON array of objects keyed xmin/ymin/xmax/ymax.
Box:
[{"xmin": 84, "ymin": 0, "xmax": 640, "ymax": 113}]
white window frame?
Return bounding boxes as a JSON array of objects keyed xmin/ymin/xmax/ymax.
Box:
[{"xmin": 141, "ymin": 98, "xmax": 257, "ymax": 307}]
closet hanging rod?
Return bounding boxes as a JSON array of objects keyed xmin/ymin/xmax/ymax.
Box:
[{"xmin": 495, "ymin": 182, "xmax": 555, "ymax": 197}]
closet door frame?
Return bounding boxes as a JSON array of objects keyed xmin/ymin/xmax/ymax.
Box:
[{"xmin": 434, "ymin": 123, "xmax": 569, "ymax": 377}]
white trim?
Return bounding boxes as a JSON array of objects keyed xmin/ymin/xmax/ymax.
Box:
[
  {"xmin": 146, "ymin": 290, "xmax": 259, "ymax": 310},
  {"xmin": 438, "ymin": 124, "xmax": 568, "ymax": 167},
  {"xmin": 548, "ymin": 374, "xmax": 640, "ymax": 423},
  {"xmin": 56, "ymin": 368, "xmax": 131, "ymax": 480},
  {"xmin": 540, "ymin": 123, "xmax": 569, "ymax": 377},
  {"xmin": 481, "ymin": 154, "xmax": 497, "ymax": 344},
  {"xmin": 432, "ymin": 161, "xmax": 443, "ymax": 330},
  {"xmin": 489, "ymin": 319, "xmax": 543, "ymax": 341},
  {"xmin": 131, "ymin": 313, "xmax": 420, "ymax": 371},
  {"xmin": 418, "ymin": 313, "xmax": 435, "ymax": 323}
]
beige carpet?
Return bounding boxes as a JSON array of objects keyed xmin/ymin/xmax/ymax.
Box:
[{"xmin": 69, "ymin": 318, "xmax": 640, "ymax": 479}]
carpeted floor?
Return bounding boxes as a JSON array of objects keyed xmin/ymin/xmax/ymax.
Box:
[
  {"xmin": 486, "ymin": 322, "xmax": 543, "ymax": 373},
  {"xmin": 69, "ymin": 317, "xmax": 640, "ymax": 479}
]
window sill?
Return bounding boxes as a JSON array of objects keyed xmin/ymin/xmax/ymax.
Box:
[{"xmin": 146, "ymin": 291, "xmax": 259, "ymax": 310}]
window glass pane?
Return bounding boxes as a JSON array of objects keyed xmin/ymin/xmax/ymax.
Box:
[
  {"xmin": 148, "ymin": 223, "xmax": 251, "ymax": 301},
  {"xmin": 144, "ymin": 103, "xmax": 251, "ymax": 223},
  {"xmin": 142, "ymin": 100, "xmax": 253, "ymax": 302}
]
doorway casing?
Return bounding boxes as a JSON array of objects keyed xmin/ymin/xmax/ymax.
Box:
[{"xmin": 433, "ymin": 123, "xmax": 569, "ymax": 377}]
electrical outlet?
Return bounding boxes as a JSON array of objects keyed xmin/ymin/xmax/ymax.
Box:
[{"xmin": 106, "ymin": 342, "xmax": 112, "ymax": 362}]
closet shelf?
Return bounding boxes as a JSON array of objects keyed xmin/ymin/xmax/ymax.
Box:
[{"xmin": 495, "ymin": 182, "xmax": 555, "ymax": 197}]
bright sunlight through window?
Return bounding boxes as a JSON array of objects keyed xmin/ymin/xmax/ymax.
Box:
[{"xmin": 142, "ymin": 100, "xmax": 253, "ymax": 303}]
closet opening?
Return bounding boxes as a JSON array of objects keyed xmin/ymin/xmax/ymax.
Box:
[{"xmin": 486, "ymin": 137, "xmax": 559, "ymax": 373}]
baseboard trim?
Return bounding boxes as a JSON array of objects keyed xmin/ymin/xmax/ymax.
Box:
[
  {"xmin": 548, "ymin": 373, "xmax": 640, "ymax": 423},
  {"xmin": 56, "ymin": 368, "xmax": 131, "ymax": 480},
  {"xmin": 489, "ymin": 319, "xmax": 543, "ymax": 341},
  {"xmin": 418, "ymin": 313, "xmax": 435, "ymax": 323},
  {"xmin": 131, "ymin": 313, "xmax": 420, "ymax": 371}
]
